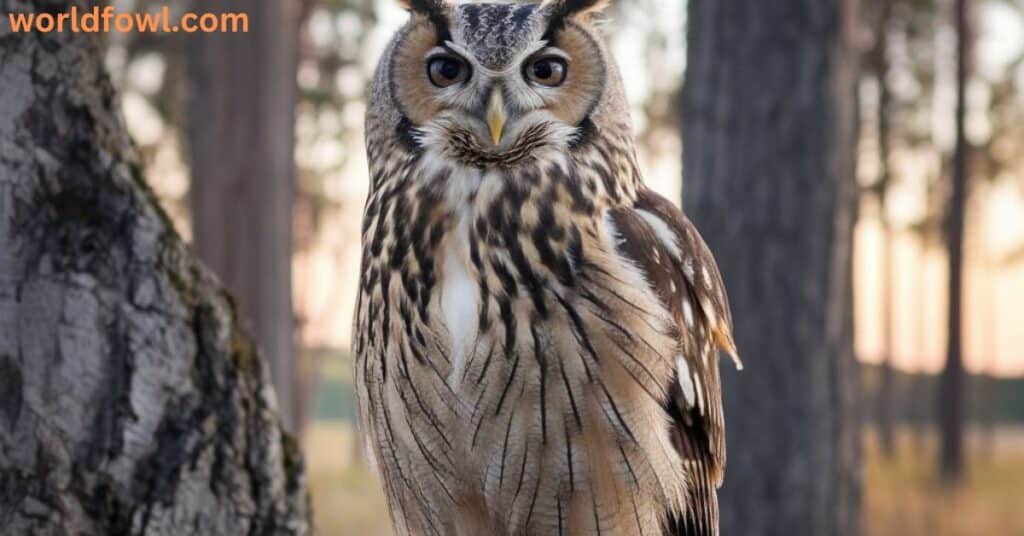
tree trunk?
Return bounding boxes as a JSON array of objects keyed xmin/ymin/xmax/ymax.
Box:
[
  {"xmin": 187, "ymin": 0, "xmax": 302, "ymax": 431},
  {"xmin": 878, "ymin": 216, "xmax": 896, "ymax": 455},
  {"xmin": 872, "ymin": 0, "xmax": 896, "ymax": 456},
  {"xmin": 0, "ymin": 1, "xmax": 310, "ymax": 533},
  {"xmin": 979, "ymin": 211, "xmax": 997, "ymax": 460},
  {"xmin": 911, "ymin": 237, "xmax": 929, "ymax": 451},
  {"xmin": 939, "ymin": 0, "xmax": 970, "ymax": 483},
  {"xmin": 682, "ymin": 0, "xmax": 862, "ymax": 534}
]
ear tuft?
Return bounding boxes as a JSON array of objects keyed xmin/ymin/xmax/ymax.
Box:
[
  {"xmin": 398, "ymin": 0, "xmax": 447, "ymax": 16},
  {"xmin": 398, "ymin": 0, "xmax": 452, "ymax": 40},
  {"xmin": 544, "ymin": 0, "xmax": 611, "ymax": 20}
]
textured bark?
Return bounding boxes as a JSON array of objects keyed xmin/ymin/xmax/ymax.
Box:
[
  {"xmin": 939, "ymin": 0, "xmax": 970, "ymax": 483},
  {"xmin": 0, "ymin": 1, "xmax": 310, "ymax": 534},
  {"xmin": 187, "ymin": 0, "xmax": 303, "ymax": 431},
  {"xmin": 682, "ymin": 0, "xmax": 862, "ymax": 534}
]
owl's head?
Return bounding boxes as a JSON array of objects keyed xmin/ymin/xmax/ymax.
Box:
[{"xmin": 371, "ymin": 0, "xmax": 625, "ymax": 168}]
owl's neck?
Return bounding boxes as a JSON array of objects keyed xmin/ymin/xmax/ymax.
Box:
[{"xmin": 404, "ymin": 119, "xmax": 642, "ymax": 213}]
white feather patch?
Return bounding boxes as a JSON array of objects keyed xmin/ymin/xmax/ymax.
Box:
[
  {"xmin": 676, "ymin": 356, "xmax": 696, "ymax": 408},
  {"xmin": 682, "ymin": 256, "xmax": 695, "ymax": 280},
  {"xmin": 442, "ymin": 216, "xmax": 478, "ymax": 387},
  {"xmin": 637, "ymin": 210, "xmax": 682, "ymax": 260},
  {"xmin": 692, "ymin": 372, "xmax": 705, "ymax": 415},
  {"xmin": 682, "ymin": 298, "xmax": 694, "ymax": 328}
]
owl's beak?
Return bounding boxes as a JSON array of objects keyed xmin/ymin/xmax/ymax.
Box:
[{"xmin": 486, "ymin": 87, "xmax": 507, "ymax": 145}]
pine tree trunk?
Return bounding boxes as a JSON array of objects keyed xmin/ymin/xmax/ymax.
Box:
[
  {"xmin": 940, "ymin": 0, "xmax": 970, "ymax": 483},
  {"xmin": 682, "ymin": 0, "xmax": 862, "ymax": 534},
  {"xmin": 878, "ymin": 217, "xmax": 896, "ymax": 455},
  {"xmin": 873, "ymin": 2, "xmax": 896, "ymax": 455},
  {"xmin": 0, "ymin": 1, "xmax": 310, "ymax": 533},
  {"xmin": 187, "ymin": 0, "xmax": 303, "ymax": 431},
  {"xmin": 911, "ymin": 242, "xmax": 929, "ymax": 450}
]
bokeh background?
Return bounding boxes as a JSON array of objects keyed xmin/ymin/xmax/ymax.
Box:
[{"xmin": 100, "ymin": 0, "xmax": 1023, "ymax": 534}]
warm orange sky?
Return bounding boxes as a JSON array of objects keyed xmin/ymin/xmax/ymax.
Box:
[{"xmin": 854, "ymin": 185, "xmax": 1024, "ymax": 378}]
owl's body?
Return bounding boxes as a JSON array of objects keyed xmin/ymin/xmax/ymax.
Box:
[{"xmin": 354, "ymin": 2, "xmax": 739, "ymax": 534}]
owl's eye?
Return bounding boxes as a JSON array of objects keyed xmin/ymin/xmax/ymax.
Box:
[
  {"xmin": 427, "ymin": 56, "xmax": 470, "ymax": 88},
  {"xmin": 525, "ymin": 57, "xmax": 568, "ymax": 87}
]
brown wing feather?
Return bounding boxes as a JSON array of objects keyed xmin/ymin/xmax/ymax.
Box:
[{"xmin": 609, "ymin": 189, "xmax": 739, "ymax": 536}]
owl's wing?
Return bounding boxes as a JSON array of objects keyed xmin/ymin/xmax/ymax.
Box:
[{"xmin": 608, "ymin": 189, "xmax": 741, "ymax": 536}]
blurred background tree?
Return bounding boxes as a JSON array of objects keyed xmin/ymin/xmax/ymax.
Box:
[
  {"xmin": 682, "ymin": 0, "xmax": 861, "ymax": 533},
  {"xmin": 187, "ymin": 0, "xmax": 312, "ymax": 433},
  {"xmin": 863, "ymin": 0, "xmax": 898, "ymax": 458},
  {"xmin": 940, "ymin": 0, "xmax": 971, "ymax": 483}
]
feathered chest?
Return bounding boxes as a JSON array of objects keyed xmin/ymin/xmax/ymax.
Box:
[
  {"xmin": 355, "ymin": 155, "xmax": 680, "ymax": 533},
  {"xmin": 357, "ymin": 145, "xmax": 612, "ymax": 355},
  {"xmin": 390, "ymin": 161, "xmax": 592, "ymax": 383}
]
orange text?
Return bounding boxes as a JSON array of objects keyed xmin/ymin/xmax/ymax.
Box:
[{"xmin": 6, "ymin": 6, "xmax": 248, "ymax": 34}]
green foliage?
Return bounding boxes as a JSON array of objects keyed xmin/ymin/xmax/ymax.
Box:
[
  {"xmin": 313, "ymin": 376, "xmax": 358, "ymax": 421},
  {"xmin": 862, "ymin": 363, "xmax": 1024, "ymax": 424}
]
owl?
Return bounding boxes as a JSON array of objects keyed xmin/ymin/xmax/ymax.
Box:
[{"xmin": 353, "ymin": 0, "xmax": 741, "ymax": 534}]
